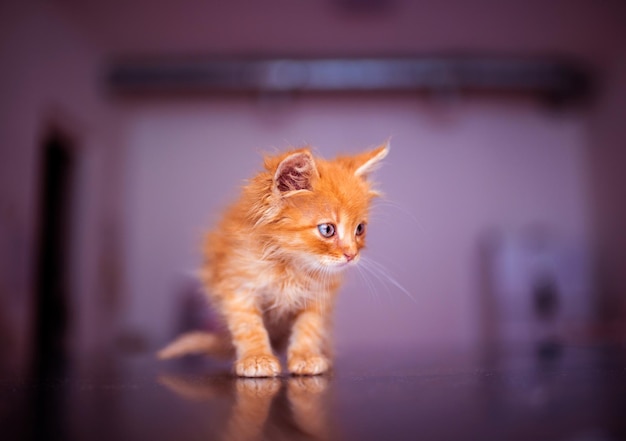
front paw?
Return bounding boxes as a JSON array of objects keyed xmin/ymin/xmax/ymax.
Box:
[
  {"xmin": 235, "ymin": 354, "xmax": 281, "ymax": 377},
  {"xmin": 287, "ymin": 353, "xmax": 330, "ymax": 376}
]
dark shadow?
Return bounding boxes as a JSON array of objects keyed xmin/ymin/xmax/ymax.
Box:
[{"xmin": 29, "ymin": 128, "xmax": 77, "ymax": 440}]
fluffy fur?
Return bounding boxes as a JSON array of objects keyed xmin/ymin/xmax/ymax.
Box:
[{"xmin": 158, "ymin": 143, "xmax": 389, "ymax": 377}]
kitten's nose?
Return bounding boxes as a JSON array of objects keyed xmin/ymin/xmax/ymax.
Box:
[{"xmin": 344, "ymin": 253, "xmax": 356, "ymax": 262}]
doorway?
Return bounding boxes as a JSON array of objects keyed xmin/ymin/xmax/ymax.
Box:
[{"xmin": 33, "ymin": 129, "xmax": 76, "ymax": 377}]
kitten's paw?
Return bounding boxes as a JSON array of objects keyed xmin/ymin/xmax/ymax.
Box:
[
  {"xmin": 235, "ymin": 354, "xmax": 281, "ymax": 377},
  {"xmin": 288, "ymin": 353, "xmax": 330, "ymax": 376}
]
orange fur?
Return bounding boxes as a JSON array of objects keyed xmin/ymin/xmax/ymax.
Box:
[{"xmin": 158, "ymin": 142, "xmax": 389, "ymax": 377}]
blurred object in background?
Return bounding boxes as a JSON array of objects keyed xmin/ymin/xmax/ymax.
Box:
[
  {"xmin": 108, "ymin": 57, "xmax": 591, "ymax": 105},
  {"xmin": 480, "ymin": 226, "xmax": 592, "ymax": 352},
  {"xmin": 170, "ymin": 275, "xmax": 217, "ymax": 338},
  {"xmin": 33, "ymin": 129, "xmax": 76, "ymax": 378}
]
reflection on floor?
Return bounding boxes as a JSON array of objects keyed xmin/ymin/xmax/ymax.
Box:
[
  {"xmin": 160, "ymin": 374, "xmax": 330, "ymax": 441},
  {"xmin": 1, "ymin": 344, "xmax": 626, "ymax": 441}
]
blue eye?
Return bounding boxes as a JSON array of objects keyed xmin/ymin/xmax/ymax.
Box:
[
  {"xmin": 355, "ymin": 223, "xmax": 366, "ymax": 236},
  {"xmin": 317, "ymin": 223, "xmax": 336, "ymax": 238}
]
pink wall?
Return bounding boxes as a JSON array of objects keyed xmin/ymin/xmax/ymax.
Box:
[{"xmin": 119, "ymin": 95, "xmax": 591, "ymax": 353}]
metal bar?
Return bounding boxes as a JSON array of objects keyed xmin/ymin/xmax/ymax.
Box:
[{"xmin": 108, "ymin": 57, "xmax": 591, "ymax": 102}]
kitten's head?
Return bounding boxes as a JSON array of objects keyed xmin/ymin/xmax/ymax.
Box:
[{"xmin": 252, "ymin": 142, "xmax": 389, "ymax": 272}]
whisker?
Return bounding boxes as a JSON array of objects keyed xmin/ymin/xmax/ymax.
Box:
[
  {"xmin": 359, "ymin": 257, "xmax": 417, "ymax": 304},
  {"xmin": 358, "ymin": 260, "xmax": 394, "ymax": 302},
  {"xmin": 355, "ymin": 264, "xmax": 381, "ymax": 304}
]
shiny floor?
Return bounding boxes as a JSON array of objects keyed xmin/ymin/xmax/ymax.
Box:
[{"xmin": 2, "ymin": 343, "xmax": 626, "ymax": 441}]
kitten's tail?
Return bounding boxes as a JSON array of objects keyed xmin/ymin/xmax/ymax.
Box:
[{"xmin": 157, "ymin": 331, "xmax": 234, "ymax": 360}]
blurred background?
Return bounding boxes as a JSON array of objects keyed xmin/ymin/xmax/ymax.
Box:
[{"xmin": 1, "ymin": 0, "xmax": 625, "ymax": 377}]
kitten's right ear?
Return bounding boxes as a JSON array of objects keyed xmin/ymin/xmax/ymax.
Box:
[
  {"xmin": 273, "ymin": 150, "xmax": 318, "ymax": 196},
  {"xmin": 353, "ymin": 141, "xmax": 389, "ymax": 177}
]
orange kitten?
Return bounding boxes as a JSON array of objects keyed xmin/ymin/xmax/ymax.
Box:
[{"xmin": 158, "ymin": 143, "xmax": 389, "ymax": 377}]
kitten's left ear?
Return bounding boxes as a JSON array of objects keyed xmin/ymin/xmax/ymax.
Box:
[
  {"xmin": 273, "ymin": 150, "xmax": 319, "ymax": 195},
  {"xmin": 353, "ymin": 141, "xmax": 390, "ymax": 177}
]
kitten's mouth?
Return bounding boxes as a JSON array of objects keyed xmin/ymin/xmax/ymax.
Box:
[
  {"xmin": 314, "ymin": 255, "xmax": 359, "ymax": 271},
  {"xmin": 331, "ymin": 256, "xmax": 359, "ymax": 269}
]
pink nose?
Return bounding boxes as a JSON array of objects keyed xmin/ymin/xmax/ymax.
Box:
[{"xmin": 344, "ymin": 253, "xmax": 356, "ymax": 262}]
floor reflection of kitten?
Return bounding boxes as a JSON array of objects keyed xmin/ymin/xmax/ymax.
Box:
[{"xmin": 158, "ymin": 374, "xmax": 331, "ymax": 441}]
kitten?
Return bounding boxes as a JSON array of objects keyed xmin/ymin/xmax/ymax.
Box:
[{"xmin": 158, "ymin": 142, "xmax": 389, "ymax": 377}]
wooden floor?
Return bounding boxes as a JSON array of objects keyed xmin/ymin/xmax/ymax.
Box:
[{"xmin": 2, "ymin": 343, "xmax": 626, "ymax": 441}]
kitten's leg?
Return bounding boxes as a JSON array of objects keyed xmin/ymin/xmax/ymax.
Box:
[
  {"xmin": 287, "ymin": 307, "xmax": 331, "ymax": 375},
  {"xmin": 223, "ymin": 301, "xmax": 281, "ymax": 377}
]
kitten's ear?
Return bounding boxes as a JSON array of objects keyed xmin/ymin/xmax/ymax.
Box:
[
  {"xmin": 352, "ymin": 141, "xmax": 390, "ymax": 177},
  {"xmin": 273, "ymin": 150, "xmax": 318, "ymax": 195}
]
